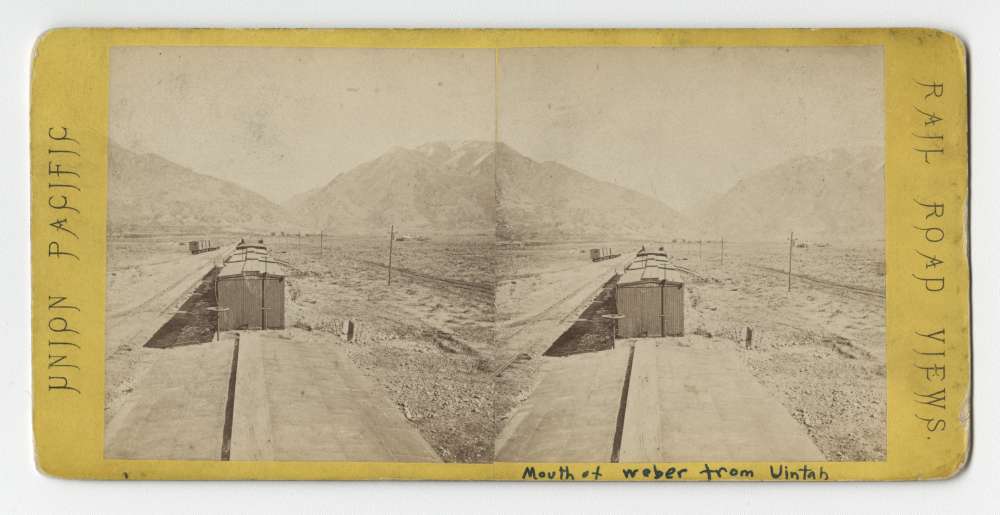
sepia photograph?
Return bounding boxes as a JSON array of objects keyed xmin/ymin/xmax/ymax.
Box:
[
  {"xmin": 104, "ymin": 47, "xmax": 497, "ymax": 463},
  {"xmin": 10, "ymin": 0, "xmax": 989, "ymax": 506},
  {"xmin": 103, "ymin": 45, "xmax": 885, "ymax": 464},
  {"xmin": 494, "ymin": 47, "xmax": 885, "ymax": 463}
]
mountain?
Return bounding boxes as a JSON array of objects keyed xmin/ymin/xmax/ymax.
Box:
[
  {"xmin": 495, "ymin": 143, "xmax": 691, "ymax": 241},
  {"xmin": 107, "ymin": 142, "xmax": 300, "ymax": 234},
  {"xmin": 286, "ymin": 141, "xmax": 496, "ymax": 235},
  {"xmin": 287, "ymin": 141, "xmax": 691, "ymax": 240},
  {"xmin": 108, "ymin": 140, "xmax": 882, "ymax": 243},
  {"xmin": 691, "ymin": 146, "xmax": 884, "ymax": 242}
]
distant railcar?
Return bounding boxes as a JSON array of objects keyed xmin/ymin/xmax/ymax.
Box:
[
  {"xmin": 589, "ymin": 247, "xmax": 621, "ymax": 262},
  {"xmin": 216, "ymin": 243, "xmax": 285, "ymax": 331},
  {"xmin": 615, "ymin": 254, "xmax": 684, "ymax": 337},
  {"xmin": 188, "ymin": 239, "xmax": 219, "ymax": 254}
]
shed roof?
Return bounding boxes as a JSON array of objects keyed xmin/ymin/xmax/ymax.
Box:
[
  {"xmin": 225, "ymin": 248, "xmax": 269, "ymax": 263},
  {"xmin": 625, "ymin": 254, "xmax": 671, "ymax": 271},
  {"xmin": 619, "ymin": 256, "xmax": 685, "ymax": 286},
  {"xmin": 219, "ymin": 256, "xmax": 286, "ymax": 279},
  {"xmin": 219, "ymin": 245, "xmax": 285, "ymax": 278}
]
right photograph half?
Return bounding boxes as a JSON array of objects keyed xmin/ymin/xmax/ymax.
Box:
[{"xmin": 493, "ymin": 46, "xmax": 886, "ymax": 463}]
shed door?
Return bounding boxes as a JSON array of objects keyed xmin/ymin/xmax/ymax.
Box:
[
  {"xmin": 217, "ymin": 276, "xmax": 262, "ymax": 330},
  {"xmin": 662, "ymin": 284, "xmax": 684, "ymax": 336},
  {"xmin": 262, "ymin": 277, "xmax": 284, "ymax": 329},
  {"xmin": 240, "ymin": 277, "xmax": 263, "ymax": 329},
  {"xmin": 617, "ymin": 284, "xmax": 667, "ymax": 337}
]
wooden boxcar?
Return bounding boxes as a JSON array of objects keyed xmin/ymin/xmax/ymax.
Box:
[
  {"xmin": 216, "ymin": 245, "xmax": 285, "ymax": 331},
  {"xmin": 589, "ymin": 247, "xmax": 621, "ymax": 262},
  {"xmin": 188, "ymin": 239, "xmax": 219, "ymax": 254},
  {"xmin": 615, "ymin": 254, "xmax": 684, "ymax": 337}
]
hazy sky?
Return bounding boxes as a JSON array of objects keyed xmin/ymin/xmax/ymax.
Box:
[
  {"xmin": 111, "ymin": 46, "xmax": 882, "ymax": 210},
  {"xmin": 498, "ymin": 46, "xmax": 883, "ymax": 211},
  {"xmin": 110, "ymin": 47, "xmax": 496, "ymax": 203}
]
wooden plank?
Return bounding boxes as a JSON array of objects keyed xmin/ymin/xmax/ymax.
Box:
[
  {"xmin": 229, "ymin": 333, "xmax": 440, "ymax": 462},
  {"xmin": 105, "ymin": 341, "xmax": 235, "ymax": 460},
  {"xmin": 620, "ymin": 338, "xmax": 825, "ymax": 462},
  {"xmin": 496, "ymin": 345, "xmax": 631, "ymax": 462}
]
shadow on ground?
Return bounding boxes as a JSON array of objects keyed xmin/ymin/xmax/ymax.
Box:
[
  {"xmin": 145, "ymin": 267, "xmax": 220, "ymax": 349},
  {"xmin": 543, "ymin": 274, "xmax": 620, "ymax": 357}
]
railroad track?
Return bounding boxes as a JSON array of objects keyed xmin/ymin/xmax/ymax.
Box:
[
  {"xmin": 108, "ymin": 256, "xmax": 223, "ymax": 321},
  {"xmin": 354, "ymin": 258, "xmax": 494, "ymax": 297},
  {"xmin": 495, "ymin": 268, "xmax": 621, "ymax": 377},
  {"xmin": 752, "ymin": 265, "xmax": 886, "ymax": 300}
]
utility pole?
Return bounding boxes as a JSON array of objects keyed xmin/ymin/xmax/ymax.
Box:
[
  {"xmin": 720, "ymin": 237, "xmax": 725, "ymax": 266},
  {"xmin": 320, "ymin": 231, "xmax": 324, "ymax": 257},
  {"xmin": 699, "ymin": 239, "xmax": 703, "ymax": 265},
  {"xmin": 387, "ymin": 224, "xmax": 394, "ymax": 286},
  {"xmin": 788, "ymin": 231, "xmax": 795, "ymax": 292}
]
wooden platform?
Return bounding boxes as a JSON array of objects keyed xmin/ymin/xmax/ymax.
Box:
[
  {"xmin": 105, "ymin": 332, "xmax": 439, "ymax": 462},
  {"xmin": 105, "ymin": 340, "xmax": 234, "ymax": 460},
  {"xmin": 620, "ymin": 338, "xmax": 824, "ymax": 462},
  {"xmin": 229, "ymin": 333, "xmax": 440, "ymax": 462},
  {"xmin": 496, "ymin": 345, "xmax": 632, "ymax": 462},
  {"xmin": 497, "ymin": 336, "xmax": 824, "ymax": 463}
]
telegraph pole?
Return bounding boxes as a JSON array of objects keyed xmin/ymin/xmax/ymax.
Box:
[
  {"xmin": 720, "ymin": 237, "xmax": 725, "ymax": 266},
  {"xmin": 788, "ymin": 231, "xmax": 794, "ymax": 292},
  {"xmin": 319, "ymin": 231, "xmax": 324, "ymax": 257},
  {"xmin": 387, "ymin": 224, "xmax": 394, "ymax": 286}
]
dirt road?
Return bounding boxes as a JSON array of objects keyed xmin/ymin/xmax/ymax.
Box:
[
  {"xmin": 494, "ymin": 251, "xmax": 631, "ymax": 436},
  {"xmin": 105, "ymin": 242, "xmax": 233, "ymax": 418}
]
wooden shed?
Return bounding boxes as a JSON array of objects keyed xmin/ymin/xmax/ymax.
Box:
[
  {"xmin": 615, "ymin": 254, "xmax": 685, "ymax": 338},
  {"xmin": 216, "ymin": 245, "xmax": 285, "ymax": 331}
]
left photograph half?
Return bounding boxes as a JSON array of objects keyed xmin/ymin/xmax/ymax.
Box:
[{"xmin": 103, "ymin": 47, "xmax": 497, "ymax": 463}]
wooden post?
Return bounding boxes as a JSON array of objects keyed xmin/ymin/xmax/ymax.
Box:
[
  {"xmin": 746, "ymin": 326, "xmax": 753, "ymax": 350},
  {"xmin": 699, "ymin": 239, "xmax": 702, "ymax": 265},
  {"xmin": 387, "ymin": 224, "xmax": 394, "ymax": 286},
  {"xmin": 319, "ymin": 231, "xmax": 324, "ymax": 257},
  {"xmin": 720, "ymin": 237, "xmax": 724, "ymax": 266},
  {"xmin": 788, "ymin": 231, "xmax": 794, "ymax": 292},
  {"xmin": 215, "ymin": 278, "xmax": 220, "ymax": 341},
  {"xmin": 261, "ymin": 270, "xmax": 267, "ymax": 329}
]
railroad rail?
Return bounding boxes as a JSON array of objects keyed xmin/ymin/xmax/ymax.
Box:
[
  {"xmin": 355, "ymin": 258, "xmax": 494, "ymax": 296},
  {"xmin": 752, "ymin": 265, "xmax": 886, "ymax": 300}
]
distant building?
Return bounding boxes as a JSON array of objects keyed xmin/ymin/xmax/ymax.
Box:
[
  {"xmin": 615, "ymin": 253, "xmax": 684, "ymax": 337},
  {"xmin": 216, "ymin": 242, "xmax": 286, "ymax": 331}
]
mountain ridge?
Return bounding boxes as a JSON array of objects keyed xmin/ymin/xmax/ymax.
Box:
[
  {"xmin": 494, "ymin": 143, "xmax": 692, "ymax": 241},
  {"xmin": 690, "ymin": 145, "xmax": 884, "ymax": 242},
  {"xmin": 285, "ymin": 140, "xmax": 497, "ymax": 236},
  {"xmin": 286, "ymin": 140, "xmax": 692, "ymax": 240},
  {"xmin": 107, "ymin": 142, "xmax": 301, "ymax": 234},
  {"xmin": 108, "ymin": 140, "xmax": 884, "ymax": 243}
]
